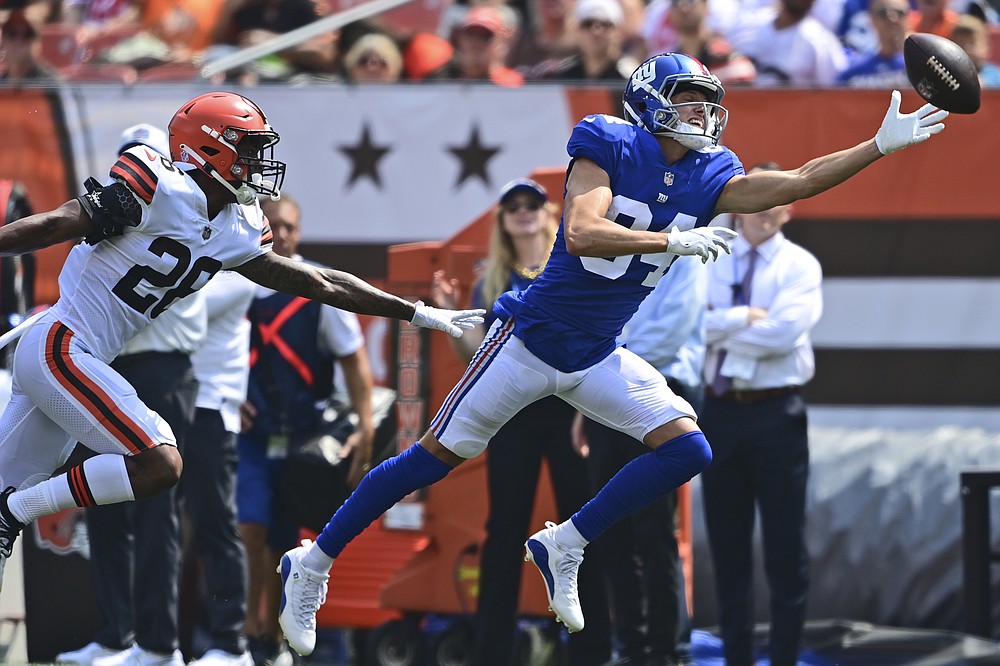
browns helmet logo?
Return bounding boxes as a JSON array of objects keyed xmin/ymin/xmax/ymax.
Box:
[{"xmin": 32, "ymin": 507, "xmax": 90, "ymax": 558}]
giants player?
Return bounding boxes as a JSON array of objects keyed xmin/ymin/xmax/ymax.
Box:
[
  {"xmin": 0, "ymin": 92, "xmax": 483, "ymax": 590},
  {"xmin": 277, "ymin": 53, "xmax": 949, "ymax": 655}
]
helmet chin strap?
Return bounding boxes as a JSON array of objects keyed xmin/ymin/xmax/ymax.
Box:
[
  {"xmin": 666, "ymin": 122, "xmax": 714, "ymax": 150},
  {"xmin": 179, "ymin": 143, "xmax": 280, "ymax": 205}
]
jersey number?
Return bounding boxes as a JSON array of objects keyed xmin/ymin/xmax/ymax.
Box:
[
  {"xmin": 112, "ymin": 237, "xmax": 222, "ymax": 318},
  {"xmin": 580, "ymin": 195, "xmax": 696, "ymax": 287}
]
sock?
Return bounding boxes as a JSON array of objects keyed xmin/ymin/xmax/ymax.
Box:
[
  {"xmin": 314, "ymin": 443, "xmax": 452, "ymax": 561},
  {"xmin": 301, "ymin": 541, "xmax": 334, "ymax": 573},
  {"xmin": 570, "ymin": 430, "xmax": 712, "ymax": 543},
  {"xmin": 8, "ymin": 454, "xmax": 134, "ymax": 524}
]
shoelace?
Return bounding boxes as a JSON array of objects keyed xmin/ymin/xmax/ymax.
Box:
[{"xmin": 295, "ymin": 571, "xmax": 329, "ymax": 626}]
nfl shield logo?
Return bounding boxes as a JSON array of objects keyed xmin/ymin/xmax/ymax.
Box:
[
  {"xmin": 202, "ymin": 226, "xmax": 212, "ymax": 240},
  {"xmin": 663, "ymin": 172, "xmax": 674, "ymax": 186}
]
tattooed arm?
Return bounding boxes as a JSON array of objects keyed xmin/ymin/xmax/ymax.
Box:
[
  {"xmin": 234, "ymin": 252, "xmax": 416, "ymax": 319},
  {"xmin": 234, "ymin": 253, "xmax": 486, "ymax": 337}
]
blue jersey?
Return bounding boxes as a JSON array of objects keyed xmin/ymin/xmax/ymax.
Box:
[{"xmin": 496, "ymin": 114, "xmax": 743, "ymax": 372}]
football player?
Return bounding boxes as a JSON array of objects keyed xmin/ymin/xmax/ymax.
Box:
[
  {"xmin": 0, "ymin": 92, "xmax": 484, "ymax": 593},
  {"xmin": 275, "ymin": 53, "xmax": 948, "ymax": 656}
]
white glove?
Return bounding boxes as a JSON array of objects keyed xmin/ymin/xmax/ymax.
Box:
[
  {"xmin": 874, "ymin": 90, "xmax": 949, "ymax": 155},
  {"xmin": 409, "ymin": 301, "xmax": 486, "ymax": 338},
  {"xmin": 666, "ymin": 225, "xmax": 738, "ymax": 263}
]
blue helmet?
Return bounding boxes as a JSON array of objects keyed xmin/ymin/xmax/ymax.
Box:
[{"xmin": 622, "ymin": 53, "xmax": 729, "ymax": 150}]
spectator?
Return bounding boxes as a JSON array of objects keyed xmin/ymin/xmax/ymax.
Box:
[
  {"xmin": 534, "ymin": 0, "xmax": 636, "ymax": 82},
  {"xmin": 446, "ymin": 6, "xmax": 523, "ymax": 85},
  {"xmin": 511, "ymin": 0, "xmax": 578, "ymax": 69},
  {"xmin": 213, "ymin": 0, "xmax": 337, "ymax": 81},
  {"xmin": 838, "ymin": 0, "xmax": 911, "ymax": 87},
  {"xmin": 402, "ymin": 31, "xmax": 453, "ymax": 81},
  {"xmin": 342, "ymin": 32, "xmax": 403, "ymax": 83},
  {"xmin": 183, "ymin": 269, "xmax": 257, "ymax": 666},
  {"xmin": 430, "ymin": 178, "xmax": 611, "ymax": 666},
  {"xmin": 0, "ymin": 9, "xmax": 59, "ymax": 84},
  {"xmin": 952, "ymin": 14, "xmax": 1000, "ymax": 87},
  {"xmin": 572, "ymin": 255, "xmax": 707, "ymax": 666},
  {"xmin": 53, "ymin": 125, "xmax": 205, "ymax": 666},
  {"xmin": 700, "ymin": 162, "xmax": 823, "ymax": 666},
  {"xmin": 642, "ymin": 0, "xmax": 741, "ymax": 60},
  {"xmin": 238, "ymin": 192, "xmax": 374, "ymax": 666},
  {"xmin": 838, "ymin": 0, "xmax": 879, "ymax": 55},
  {"xmin": 96, "ymin": 0, "xmax": 225, "ymax": 70},
  {"xmin": 728, "ymin": 0, "xmax": 849, "ymax": 85},
  {"xmin": 63, "ymin": 0, "xmax": 143, "ymax": 63},
  {"xmin": 909, "ymin": 0, "xmax": 959, "ymax": 37},
  {"xmin": 644, "ymin": 0, "xmax": 756, "ymax": 85}
]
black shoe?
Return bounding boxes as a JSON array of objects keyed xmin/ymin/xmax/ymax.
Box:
[{"xmin": 0, "ymin": 486, "xmax": 25, "ymax": 591}]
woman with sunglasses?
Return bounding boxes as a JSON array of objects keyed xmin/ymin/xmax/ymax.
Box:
[
  {"xmin": 431, "ymin": 178, "xmax": 612, "ymax": 666},
  {"xmin": 342, "ymin": 33, "xmax": 403, "ymax": 83}
]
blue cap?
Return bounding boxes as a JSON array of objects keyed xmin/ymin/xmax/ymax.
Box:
[{"xmin": 499, "ymin": 178, "xmax": 547, "ymax": 204}]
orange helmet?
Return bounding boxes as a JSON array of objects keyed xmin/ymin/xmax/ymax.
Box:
[{"xmin": 168, "ymin": 92, "xmax": 285, "ymax": 203}]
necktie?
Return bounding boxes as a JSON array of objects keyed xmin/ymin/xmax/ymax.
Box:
[{"xmin": 711, "ymin": 248, "xmax": 758, "ymax": 396}]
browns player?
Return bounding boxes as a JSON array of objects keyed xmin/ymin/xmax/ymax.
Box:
[{"xmin": 0, "ymin": 92, "xmax": 483, "ymax": 591}]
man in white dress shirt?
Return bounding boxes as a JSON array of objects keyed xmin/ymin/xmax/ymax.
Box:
[{"xmin": 700, "ymin": 162, "xmax": 823, "ymax": 666}]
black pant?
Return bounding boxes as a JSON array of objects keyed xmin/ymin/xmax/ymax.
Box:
[
  {"xmin": 472, "ymin": 396, "xmax": 611, "ymax": 666},
  {"xmin": 180, "ymin": 407, "xmax": 247, "ymax": 655},
  {"xmin": 89, "ymin": 351, "xmax": 198, "ymax": 653},
  {"xmin": 582, "ymin": 381, "xmax": 701, "ymax": 664},
  {"xmin": 699, "ymin": 391, "xmax": 810, "ymax": 666}
]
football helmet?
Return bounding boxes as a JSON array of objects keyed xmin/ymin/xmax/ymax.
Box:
[
  {"xmin": 168, "ymin": 92, "xmax": 285, "ymax": 204},
  {"xmin": 622, "ymin": 53, "xmax": 728, "ymax": 150}
]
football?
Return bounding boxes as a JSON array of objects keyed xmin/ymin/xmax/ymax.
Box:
[{"xmin": 904, "ymin": 33, "xmax": 981, "ymax": 114}]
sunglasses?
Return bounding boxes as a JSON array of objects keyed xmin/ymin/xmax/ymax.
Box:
[
  {"xmin": 358, "ymin": 53, "xmax": 388, "ymax": 68},
  {"xmin": 872, "ymin": 7, "xmax": 908, "ymax": 18},
  {"xmin": 580, "ymin": 19, "xmax": 615, "ymax": 30},
  {"xmin": 502, "ymin": 200, "xmax": 543, "ymax": 212}
]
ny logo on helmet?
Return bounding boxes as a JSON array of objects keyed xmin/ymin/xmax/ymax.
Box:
[{"xmin": 632, "ymin": 61, "xmax": 656, "ymax": 88}]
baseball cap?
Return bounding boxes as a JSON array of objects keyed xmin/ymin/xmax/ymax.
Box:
[
  {"xmin": 575, "ymin": 0, "xmax": 625, "ymax": 25},
  {"xmin": 459, "ymin": 6, "xmax": 505, "ymax": 35},
  {"xmin": 118, "ymin": 123, "xmax": 169, "ymax": 158},
  {"xmin": 499, "ymin": 178, "xmax": 547, "ymax": 204}
]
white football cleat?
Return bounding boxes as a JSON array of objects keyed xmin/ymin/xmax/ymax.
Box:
[
  {"xmin": 187, "ymin": 649, "xmax": 254, "ymax": 666},
  {"xmin": 277, "ymin": 539, "xmax": 329, "ymax": 656},
  {"xmin": 524, "ymin": 521, "xmax": 585, "ymax": 633},
  {"xmin": 55, "ymin": 643, "xmax": 129, "ymax": 666},
  {"xmin": 92, "ymin": 646, "xmax": 184, "ymax": 666}
]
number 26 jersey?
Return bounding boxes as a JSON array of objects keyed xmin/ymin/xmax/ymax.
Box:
[{"xmin": 50, "ymin": 146, "xmax": 272, "ymax": 363}]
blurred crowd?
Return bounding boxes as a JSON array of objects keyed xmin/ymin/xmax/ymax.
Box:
[{"xmin": 0, "ymin": 0, "xmax": 998, "ymax": 88}]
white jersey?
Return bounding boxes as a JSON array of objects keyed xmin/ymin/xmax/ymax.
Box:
[
  {"xmin": 193, "ymin": 270, "xmax": 257, "ymax": 433},
  {"xmin": 50, "ymin": 146, "xmax": 272, "ymax": 363}
]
